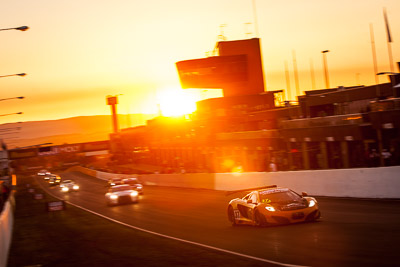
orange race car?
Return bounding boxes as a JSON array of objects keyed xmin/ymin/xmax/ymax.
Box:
[{"xmin": 227, "ymin": 185, "xmax": 321, "ymax": 226}]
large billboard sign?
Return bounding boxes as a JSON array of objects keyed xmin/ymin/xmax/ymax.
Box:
[
  {"xmin": 176, "ymin": 55, "xmax": 248, "ymax": 89},
  {"xmin": 176, "ymin": 38, "xmax": 265, "ymax": 97},
  {"xmin": 38, "ymin": 144, "xmax": 81, "ymax": 156},
  {"xmin": 8, "ymin": 140, "xmax": 110, "ymax": 159}
]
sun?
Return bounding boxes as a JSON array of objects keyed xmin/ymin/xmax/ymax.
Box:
[{"xmin": 157, "ymin": 88, "xmax": 197, "ymax": 117}]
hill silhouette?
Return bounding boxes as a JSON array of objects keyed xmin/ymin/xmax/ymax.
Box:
[{"xmin": 0, "ymin": 114, "xmax": 155, "ymax": 149}]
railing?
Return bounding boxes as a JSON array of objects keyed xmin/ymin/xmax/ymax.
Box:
[
  {"xmin": 280, "ymin": 113, "xmax": 365, "ymax": 129},
  {"xmin": 370, "ymin": 98, "xmax": 400, "ymax": 112}
]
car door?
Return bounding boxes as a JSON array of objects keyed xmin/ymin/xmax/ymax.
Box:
[{"xmin": 237, "ymin": 192, "xmax": 258, "ymax": 220}]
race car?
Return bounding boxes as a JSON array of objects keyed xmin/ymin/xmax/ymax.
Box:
[
  {"xmin": 60, "ymin": 180, "xmax": 80, "ymax": 192},
  {"xmin": 108, "ymin": 177, "xmax": 123, "ymax": 187},
  {"xmin": 43, "ymin": 173, "xmax": 52, "ymax": 180},
  {"xmin": 122, "ymin": 177, "xmax": 143, "ymax": 194},
  {"xmin": 105, "ymin": 185, "xmax": 139, "ymax": 206},
  {"xmin": 37, "ymin": 169, "xmax": 50, "ymax": 176},
  {"xmin": 227, "ymin": 185, "xmax": 321, "ymax": 226},
  {"xmin": 48, "ymin": 175, "xmax": 61, "ymax": 186}
]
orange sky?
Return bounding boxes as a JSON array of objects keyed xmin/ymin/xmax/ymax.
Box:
[{"xmin": 0, "ymin": 0, "xmax": 399, "ymax": 125}]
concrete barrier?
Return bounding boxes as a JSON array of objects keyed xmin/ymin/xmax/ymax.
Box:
[
  {"xmin": 67, "ymin": 166, "xmax": 137, "ymax": 181},
  {"xmin": 69, "ymin": 166, "xmax": 400, "ymax": 199},
  {"xmin": 96, "ymin": 171, "xmax": 137, "ymax": 181},
  {"xmin": 213, "ymin": 166, "xmax": 400, "ymax": 198}
]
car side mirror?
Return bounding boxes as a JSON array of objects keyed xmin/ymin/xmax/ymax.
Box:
[
  {"xmin": 302, "ymin": 192, "xmax": 308, "ymax": 197},
  {"xmin": 247, "ymin": 199, "xmax": 253, "ymax": 204}
]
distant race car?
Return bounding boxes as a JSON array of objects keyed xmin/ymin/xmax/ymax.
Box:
[
  {"xmin": 37, "ymin": 169, "xmax": 50, "ymax": 176},
  {"xmin": 108, "ymin": 177, "xmax": 123, "ymax": 187},
  {"xmin": 48, "ymin": 175, "xmax": 61, "ymax": 186},
  {"xmin": 122, "ymin": 178, "xmax": 143, "ymax": 194},
  {"xmin": 60, "ymin": 180, "xmax": 80, "ymax": 192},
  {"xmin": 105, "ymin": 185, "xmax": 139, "ymax": 206},
  {"xmin": 43, "ymin": 173, "xmax": 52, "ymax": 180},
  {"xmin": 227, "ymin": 185, "xmax": 321, "ymax": 226}
]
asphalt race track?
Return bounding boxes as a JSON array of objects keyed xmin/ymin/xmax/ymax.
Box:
[{"xmin": 36, "ymin": 171, "xmax": 400, "ymax": 267}]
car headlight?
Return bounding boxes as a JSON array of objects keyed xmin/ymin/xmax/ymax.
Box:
[
  {"xmin": 62, "ymin": 187, "xmax": 69, "ymax": 192},
  {"xmin": 308, "ymin": 199, "xmax": 316, "ymax": 207},
  {"xmin": 130, "ymin": 191, "xmax": 138, "ymax": 197},
  {"xmin": 265, "ymin": 206, "xmax": 275, "ymax": 212},
  {"xmin": 73, "ymin": 185, "xmax": 79, "ymax": 190},
  {"xmin": 110, "ymin": 194, "xmax": 118, "ymax": 200}
]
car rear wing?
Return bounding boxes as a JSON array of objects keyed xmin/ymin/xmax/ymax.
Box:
[{"xmin": 225, "ymin": 185, "xmax": 278, "ymax": 196}]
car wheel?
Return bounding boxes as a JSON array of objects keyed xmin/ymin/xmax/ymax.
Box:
[
  {"xmin": 254, "ymin": 209, "xmax": 267, "ymax": 227},
  {"xmin": 228, "ymin": 206, "xmax": 237, "ymax": 226}
]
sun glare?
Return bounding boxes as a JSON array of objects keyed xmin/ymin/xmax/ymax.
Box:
[{"xmin": 157, "ymin": 88, "xmax": 197, "ymax": 117}]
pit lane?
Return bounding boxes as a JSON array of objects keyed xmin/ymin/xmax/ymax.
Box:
[{"xmin": 36, "ymin": 171, "xmax": 400, "ymax": 267}]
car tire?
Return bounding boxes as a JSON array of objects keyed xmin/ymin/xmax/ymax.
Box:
[
  {"xmin": 228, "ymin": 206, "xmax": 237, "ymax": 226},
  {"xmin": 254, "ymin": 209, "xmax": 267, "ymax": 227}
]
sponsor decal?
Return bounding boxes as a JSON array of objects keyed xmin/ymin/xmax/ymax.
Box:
[
  {"xmin": 259, "ymin": 188, "xmax": 288, "ymax": 195},
  {"xmin": 261, "ymin": 198, "xmax": 272, "ymax": 204},
  {"xmin": 234, "ymin": 209, "xmax": 240, "ymax": 219},
  {"xmin": 38, "ymin": 144, "xmax": 81, "ymax": 156}
]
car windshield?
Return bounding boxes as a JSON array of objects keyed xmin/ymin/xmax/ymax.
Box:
[
  {"xmin": 111, "ymin": 185, "xmax": 131, "ymax": 192},
  {"xmin": 259, "ymin": 189, "xmax": 302, "ymax": 204}
]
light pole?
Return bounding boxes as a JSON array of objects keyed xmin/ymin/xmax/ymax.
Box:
[
  {"xmin": 0, "ymin": 96, "xmax": 25, "ymax": 101},
  {"xmin": 377, "ymin": 71, "xmax": 400, "ymax": 76},
  {"xmin": 322, "ymin": 50, "xmax": 330, "ymax": 89},
  {"xmin": 0, "ymin": 26, "xmax": 29, "ymax": 32},
  {"xmin": 0, "ymin": 73, "xmax": 26, "ymax": 78},
  {"xmin": 0, "ymin": 112, "xmax": 23, "ymax": 117}
]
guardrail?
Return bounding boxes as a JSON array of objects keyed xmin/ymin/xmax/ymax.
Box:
[
  {"xmin": 280, "ymin": 113, "xmax": 365, "ymax": 129},
  {"xmin": 0, "ymin": 192, "xmax": 15, "ymax": 267}
]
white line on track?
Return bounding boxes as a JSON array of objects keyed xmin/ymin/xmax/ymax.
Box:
[{"xmin": 38, "ymin": 179, "xmax": 309, "ymax": 267}]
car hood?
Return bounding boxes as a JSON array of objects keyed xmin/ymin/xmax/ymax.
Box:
[{"xmin": 275, "ymin": 201, "xmax": 308, "ymax": 211}]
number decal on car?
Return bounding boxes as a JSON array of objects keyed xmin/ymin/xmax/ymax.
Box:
[{"xmin": 234, "ymin": 209, "xmax": 240, "ymax": 219}]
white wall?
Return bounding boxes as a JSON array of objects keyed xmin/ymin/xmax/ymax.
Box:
[
  {"xmin": 69, "ymin": 166, "xmax": 400, "ymax": 199},
  {"xmin": 213, "ymin": 166, "xmax": 400, "ymax": 198}
]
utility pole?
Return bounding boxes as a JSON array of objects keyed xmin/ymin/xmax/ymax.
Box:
[{"xmin": 322, "ymin": 50, "xmax": 330, "ymax": 89}]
